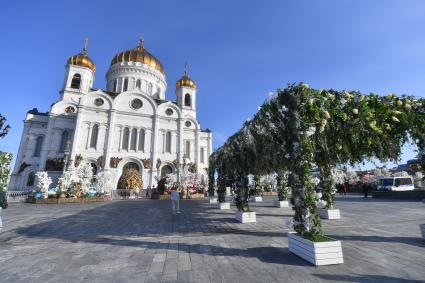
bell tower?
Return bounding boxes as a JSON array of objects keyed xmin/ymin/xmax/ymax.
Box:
[
  {"xmin": 175, "ymin": 63, "xmax": 197, "ymax": 118},
  {"xmin": 61, "ymin": 38, "xmax": 96, "ymax": 101}
]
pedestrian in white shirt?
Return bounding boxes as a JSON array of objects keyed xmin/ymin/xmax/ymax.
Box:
[{"xmin": 171, "ymin": 187, "xmax": 180, "ymax": 214}]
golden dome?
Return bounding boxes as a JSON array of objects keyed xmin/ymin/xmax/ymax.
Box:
[
  {"xmin": 176, "ymin": 64, "xmax": 196, "ymax": 89},
  {"xmin": 111, "ymin": 38, "xmax": 165, "ymax": 75},
  {"xmin": 67, "ymin": 38, "xmax": 96, "ymax": 72}
]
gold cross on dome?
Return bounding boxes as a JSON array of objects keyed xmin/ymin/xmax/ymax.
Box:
[
  {"xmin": 184, "ymin": 62, "xmax": 188, "ymax": 75},
  {"xmin": 139, "ymin": 35, "xmax": 144, "ymax": 48},
  {"xmin": 83, "ymin": 37, "xmax": 88, "ymax": 54}
]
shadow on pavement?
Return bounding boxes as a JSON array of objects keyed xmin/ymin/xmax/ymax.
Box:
[{"xmin": 313, "ymin": 273, "xmax": 425, "ymax": 283}]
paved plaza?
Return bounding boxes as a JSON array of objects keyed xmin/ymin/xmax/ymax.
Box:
[{"xmin": 0, "ymin": 195, "xmax": 424, "ymax": 283}]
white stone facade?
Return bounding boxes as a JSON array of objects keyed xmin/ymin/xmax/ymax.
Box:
[{"xmin": 8, "ymin": 43, "xmax": 212, "ymax": 192}]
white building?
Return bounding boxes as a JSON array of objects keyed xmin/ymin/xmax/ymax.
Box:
[{"xmin": 8, "ymin": 38, "xmax": 213, "ymax": 191}]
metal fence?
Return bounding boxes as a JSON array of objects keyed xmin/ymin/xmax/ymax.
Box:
[
  {"xmin": 110, "ymin": 189, "xmax": 148, "ymax": 200},
  {"xmin": 6, "ymin": 190, "xmax": 32, "ymax": 203}
]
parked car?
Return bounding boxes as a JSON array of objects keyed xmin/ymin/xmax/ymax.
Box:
[{"xmin": 377, "ymin": 177, "xmax": 414, "ymax": 191}]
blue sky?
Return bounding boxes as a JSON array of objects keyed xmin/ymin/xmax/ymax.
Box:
[{"xmin": 1, "ymin": 0, "xmax": 425, "ymax": 169}]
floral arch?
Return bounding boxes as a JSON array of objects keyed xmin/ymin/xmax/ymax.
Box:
[{"xmin": 209, "ymin": 83, "xmax": 425, "ymax": 240}]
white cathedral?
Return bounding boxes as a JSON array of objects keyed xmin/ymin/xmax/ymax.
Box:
[{"xmin": 9, "ymin": 38, "xmax": 213, "ymax": 191}]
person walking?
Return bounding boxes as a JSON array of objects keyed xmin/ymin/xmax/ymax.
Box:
[
  {"xmin": 363, "ymin": 183, "xmax": 369, "ymax": 198},
  {"xmin": 0, "ymin": 189, "xmax": 8, "ymax": 230},
  {"xmin": 171, "ymin": 187, "xmax": 180, "ymax": 214}
]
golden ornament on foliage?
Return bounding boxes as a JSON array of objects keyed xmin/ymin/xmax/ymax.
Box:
[
  {"xmin": 117, "ymin": 168, "xmax": 143, "ymax": 190},
  {"xmin": 352, "ymin": 109, "xmax": 359, "ymax": 115},
  {"xmin": 396, "ymin": 100, "xmax": 403, "ymax": 107},
  {"xmin": 392, "ymin": 116, "xmax": 400, "ymax": 122}
]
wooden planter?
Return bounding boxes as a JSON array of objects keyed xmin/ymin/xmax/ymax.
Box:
[
  {"xmin": 28, "ymin": 196, "xmax": 110, "ymax": 204},
  {"xmin": 319, "ymin": 208, "xmax": 341, "ymax": 219},
  {"xmin": 209, "ymin": 197, "xmax": 218, "ymax": 204},
  {"xmin": 253, "ymin": 196, "xmax": 263, "ymax": 202},
  {"xmin": 274, "ymin": 200, "xmax": 289, "ymax": 208},
  {"xmin": 420, "ymin": 224, "xmax": 425, "ymax": 240},
  {"xmin": 288, "ymin": 232, "xmax": 344, "ymax": 266},
  {"xmin": 263, "ymin": 192, "xmax": 278, "ymax": 196},
  {"xmin": 235, "ymin": 211, "xmax": 256, "ymax": 223},
  {"xmin": 218, "ymin": 202, "xmax": 230, "ymax": 210},
  {"xmin": 189, "ymin": 193, "xmax": 204, "ymax": 199},
  {"xmin": 159, "ymin": 194, "xmax": 171, "ymax": 200}
]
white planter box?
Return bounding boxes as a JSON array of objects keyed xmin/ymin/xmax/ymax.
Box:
[
  {"xmin": 319, "ymin": 208, "xmax": 341, "ymax": 219},
  {"xmin": 218, "ymin": 202, "xmax": 230, "ymax": 210},
  {"xmin": 209, "ymin": 197, "xmax": 217, "ymax": 204},
  {"xmin": 235, "ymin": 211, "xmax": 256, "ymax": 223},
  {"xmin": 288, "ymin": 232, "xmax": 344, "ymax": 266},
  {"xmin": 252, "ymin": 196, "xmax": 263, "ymax": 202},
  {"xmin": 420, "ymin": 224, "xmax": 425, "ymax": 240},
  {"xmin": 274, "ymin": 200, "xmax": 289, "ymax": 208}
]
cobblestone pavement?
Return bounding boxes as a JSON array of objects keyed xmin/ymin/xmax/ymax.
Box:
[{"xmin": 1, "ymin": 195, "xmax": 424, "ymax": 283}]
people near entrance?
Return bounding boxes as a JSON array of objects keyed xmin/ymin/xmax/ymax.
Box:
[
  {"xmin": 171, "ymin": 186, "xmax": 181, "ymax": 214},
  {"xmin": 146, "ymin": 186, "xmax": 151, "ymax": 199}
]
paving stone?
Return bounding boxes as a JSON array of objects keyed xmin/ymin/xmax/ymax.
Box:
[{"xmin": 1, "ymin": 196, "xmax": 425, "ymax": 282}]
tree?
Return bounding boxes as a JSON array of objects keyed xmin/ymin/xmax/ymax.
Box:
[
  {"xmin": 96, "ymin": 171, "xmax": 112, "ymax": 194},
  {"xmin": 0, "ymin": 114, "xmax": 11, "ymax": 138},
  {"xmin": 276, "ymin": 171, "xmax": 289, "ymax": 201},
  {"xmin": 0, "ymin": 152, "xmax": 13, "ymax": 192},
  {"xmin": 36, "ymin": 171, "xmax": 52, "ymax": 198}
]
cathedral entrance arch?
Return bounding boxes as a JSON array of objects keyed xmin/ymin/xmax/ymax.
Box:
[
  {"xmin": 115, "ymin": 158, "xmax": 144, "ymax": 190},
  {"xmin": 160, "ymin": 165, "xmax": 173, "ymax": 179},
  {"xmin": 123, "ymin": 162, "xmax": 139, "ymax": 173}
]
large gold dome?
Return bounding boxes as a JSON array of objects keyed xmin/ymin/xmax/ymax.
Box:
[
  {"xmin": 111, "ymin": 39, "xmax": 165, "ymax": 75},
  {"xmin": 176, "ymin": 64, "xmax": 196, "ymax": 89},
  {"xmin": 67, "ymin": 53, "xmax": 96, "ymax": 72}
]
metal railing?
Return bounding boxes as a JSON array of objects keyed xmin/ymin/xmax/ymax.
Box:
[
  {"xmin": 6, "ymin": 190, "xmax": 32, "ymax": 203},
  {"xmin": 110, "ymin": 189, "xmax": 148, "ymax": 200}
]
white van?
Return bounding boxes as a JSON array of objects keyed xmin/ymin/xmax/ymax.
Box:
[{"xmin": 377, "ymin": 177, "xmax": 414, "ymax": 191}]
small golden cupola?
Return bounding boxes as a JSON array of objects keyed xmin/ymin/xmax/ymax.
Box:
[
  {"xmin": 67, "ymin": 38, "xmax": 96, "ymax": 72},
  {"xmin": 176, "ymin": 63, "xmax": 196, "ymax": 89},
  {"xmin": 111, "ymin": 37, "xmax": 165, "ymax": 75}
]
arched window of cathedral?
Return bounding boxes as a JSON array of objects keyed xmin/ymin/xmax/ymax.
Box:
[
  {"xmin": 130, "ymin": 128, "xmax": 137, "ymax": 150},
  {"xmin": 123, "ymin": 78, "xmax": 129, "ymax": 92},
  {"xmin": 185, "ymin": 141, "xmax": 190, "ymax": 158},
  {"xmin": 122, "ymin": 127, "xmax": 129, "ymax": 150},
  {"xmin": 59, "ymin": 130, "xmax": 69, "ymax": 152},
  {"xmin": 138, "ymin": 129, "xmax": 145, "ymax": 152},
  {"xmin": 165, "ymin": 131, "xmax": 172, "ymax": 153},
  {"xmin": 200, "ymin": 147, "xmax": 205, "ymax": 163},
  {"xmin": 70, "ymin": 74, "xmax": 81, "ymax": 89},
  {"xmin": 136, "ymin": 79, "xmax": 142, "ymax": 89},
  {"xmin": 148, "ymin": 83, "xmax": 153, "ymax": 95},
  {"xmin": 26, "ymin": 172, "xmax": 35, "ymax": 186},
  {"xmin": 90, "ymin": 124, "xmax": 99, "ymax": 149},
  {"xmin": 33, "ymin": 136, "xmax": 43, "ymax": 157},
  {"xmin": 184, "ymin": 94, "xmax": 191, "ymax": 107},
  {"xmin": 113, "ymin": 79, "xmax": 118, "ymax": 92}
]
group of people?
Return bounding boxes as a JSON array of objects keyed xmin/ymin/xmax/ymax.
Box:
[{"xmin": 337, "ymin": 182, "xmax": 372, "ymax": 198}]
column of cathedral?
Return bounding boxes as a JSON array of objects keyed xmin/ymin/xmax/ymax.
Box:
[
  {"xmin": 103, "ymin": 110, "xmax": 117, "ymax": 170},
  {"xmin": 68, "ymin": 106, "xmax": 84, "ymax": 170},
  {"xmin": 38, "ymin": 116, "xmax": 56, "ymax": 171},
  {"xmin": 149, "ymin": 116, "xmax": 159, "ymax": 187}
]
